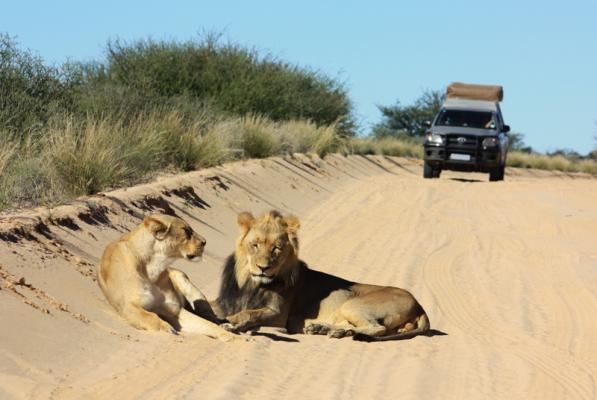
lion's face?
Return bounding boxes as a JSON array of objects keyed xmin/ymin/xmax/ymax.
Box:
[
  {"xmin": 236, "ymin": 211, "xmax": 300, "ymax": 285},
  {"xmin": 144, "ymin": 214, "xmax": 206, "ymax": 261}
]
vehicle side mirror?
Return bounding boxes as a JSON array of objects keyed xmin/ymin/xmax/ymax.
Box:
[
  {"xmin": 423, "ymin": 120, "xmax": 432, "ymax": 128},
  {"xmin": 503, "ymin": 125, "xmax": 510, "ymax": 133}
]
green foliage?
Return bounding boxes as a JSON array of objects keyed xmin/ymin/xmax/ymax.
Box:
[
  {"xmin": 0, "ymin": 32, "xmax": 355, "ymax": 210},
  {"xmin": 508, "ymin": 132, "xmax": 533, "ymax": 153},
  {"xmin": 546, "ymin": 148, "xmax": 583, "ymax": 161},
  {"xmin": 84, "ymin": 35, "xmax": 354, "ymax": 132},
  {"xmin": 373, "ymin": 90, "xmax": 443, "ymax": 138},
  {"xmin": 1, "ymin": 32, "xmax": 354, "ymax": 136},
  {"xmin": 0, "ymin": 34, "xmax": 75, "ymax": 136}
]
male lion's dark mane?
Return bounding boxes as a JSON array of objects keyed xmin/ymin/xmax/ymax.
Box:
[{"xmin": 215, "ymin": 253, "xmax": 306, "ymax": 317}]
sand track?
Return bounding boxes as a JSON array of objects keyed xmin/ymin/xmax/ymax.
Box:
[{"xmin": 0, "ymin": 155, "xmax": 595, "ymax": 399}]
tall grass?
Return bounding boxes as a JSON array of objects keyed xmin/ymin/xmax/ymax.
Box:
[
  {"xmin": 278, "ymin": 119, "xmax": 339, "ymax": 156},
  {"xmin": 507, "ymin": 151, "xmax": 597, "ymax": 174},
  {"xmin": 0, "ymin": 110, "xmax": 343, "ymax": 211},
  {"xmin": 345, "ymin": 137, "xmax": 423, "ymax": 158},
  {"xmin": 237, "ymin": 115, "xmax": 281, "ymax": 158}
]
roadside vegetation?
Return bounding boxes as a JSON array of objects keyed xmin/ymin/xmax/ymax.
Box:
[
  {"xmin": 0, "ymin": 34, "xmax": 595, "ymax": 211},
  {"xmin": 0, "ymin": 34, "xmax": 350, "ymax": 210}
]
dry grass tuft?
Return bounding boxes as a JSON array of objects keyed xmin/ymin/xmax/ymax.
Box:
[{"xmin": 507, "ymin": 151, "xmax": 597, "ymax": 174}]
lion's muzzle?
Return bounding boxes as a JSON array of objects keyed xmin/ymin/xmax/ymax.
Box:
[{"xmin": 182, "ymin": 236, "xmax": 206, "ymax": 262}]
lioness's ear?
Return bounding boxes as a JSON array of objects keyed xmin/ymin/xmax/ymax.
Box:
[
  {"xmin": 237, "ymin": 212, "xmax": 255, "ymax": 235},
  {"xmin": 144, "ymin": 216, "xmax": 171, "ymax": 241},
  {"xmin": 283, "ymin": 215, "xmax": 300, "ymax": 234}
]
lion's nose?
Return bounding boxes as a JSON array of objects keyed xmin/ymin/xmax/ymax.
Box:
[{"xmin": 257, "ymin": 264, "xmax": 270, "ymax": 272}]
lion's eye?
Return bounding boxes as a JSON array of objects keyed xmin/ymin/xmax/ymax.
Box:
[{"xmin": 251, "ymin": 243, "xmax": 259, "ymax": 250}]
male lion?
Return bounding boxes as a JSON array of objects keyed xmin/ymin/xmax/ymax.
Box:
[
  {"xmin": 212, "ymin": 210, "xmax": 429, "ymax": 341},
  {"xmin": 98, "ymin": 214, "xmax": 236, "ymax": 341}
]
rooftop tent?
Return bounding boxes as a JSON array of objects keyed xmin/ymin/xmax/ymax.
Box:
[{"xmin": 446, "ymin": 82, "xmax": 504, "ymax": 102}]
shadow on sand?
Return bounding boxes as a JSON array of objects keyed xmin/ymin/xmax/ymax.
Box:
[
  {"xmin": 449, "ymin": 177, "xmax": 484, "ymax": 183},
  {"xmin": 250, "ymin": 331, "xmax": 300, "ymax": 343}
]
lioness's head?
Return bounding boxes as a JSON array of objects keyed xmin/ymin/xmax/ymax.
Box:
[
  {"xmin": 235, "ymin": 210, "xmax": 300, "ymax": 285},
  {"xmin": 143, "ymin": 214, "xmax": 206, "ymax": 261}
]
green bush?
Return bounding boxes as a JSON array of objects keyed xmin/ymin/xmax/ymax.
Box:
[
  {"xmin": 77, "ymin": 35, "xmax": 354, "ymax": 132},
  {"xmin": 0, "ymin": 34, "xmax": 75, "ymax": 136}
]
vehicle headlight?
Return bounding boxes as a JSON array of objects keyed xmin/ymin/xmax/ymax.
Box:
[
  {"xmin": 482, "ymin": 137, "xmax": 499, "ymax": 147},
  {"xmin": 425, "ymin": 133, "xmax": 444, "ymax": 145}
]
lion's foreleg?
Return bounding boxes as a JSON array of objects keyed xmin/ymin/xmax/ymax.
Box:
[
  {"xmin": 168, "ymin": 268, "xmax": 222, "ymax": 323},
  {"xmin": 177, "ymin": 309, "xmax": 239, "ymax": 341},
  {"xmin": 226, "ymin": 307, "xmax": 280, "ymax": 332},
  {"xmin": 168, "ymin": 268, "xmax": 207, "ymax": 306}
]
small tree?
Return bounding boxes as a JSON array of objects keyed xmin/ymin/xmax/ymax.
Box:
[
  {"xmin": 508, "ymin": 132, "xmax": 533, "ymax": 153},
  {"xmin": 0, "ymin": 34, "xmax": 74, "ymax": 135},
  {"xmin": 372, "ymin": 90, "xmax": 443, "ymax": 138}
]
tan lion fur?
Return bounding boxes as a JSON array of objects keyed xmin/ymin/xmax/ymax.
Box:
[
  {"xmin": 98, "ymin": 214, "xmax": 236, "ymax": 341},
  {"xmin": 213, "ymin": 210, "xmax": 430, "ymax": 341}
]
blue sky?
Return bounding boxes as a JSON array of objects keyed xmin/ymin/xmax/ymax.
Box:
[{"xmin": 2, "ymin": 0, "xmax": 596, "ymax": 153}]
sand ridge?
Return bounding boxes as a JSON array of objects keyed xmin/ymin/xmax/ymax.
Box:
[{"xmin": 0, "ymin": 154, "xmax": 595, "ymax": 399}]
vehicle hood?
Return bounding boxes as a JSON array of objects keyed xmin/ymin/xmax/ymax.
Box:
[{"xmin": 430, "ymin": 126, "xmax": 498, "ymax": 137}]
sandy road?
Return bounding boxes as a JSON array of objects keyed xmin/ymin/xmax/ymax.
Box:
[
  {"xmin": 230, "ymin": 170, "xmax": 597, "ymax": 400},
  {"xmin": 1, "ymin": 156, "xmax": 596, "ymax": 399},
  {"xmin": 310, "ymin": 171, "xmax": 597, "ymax": 399}
]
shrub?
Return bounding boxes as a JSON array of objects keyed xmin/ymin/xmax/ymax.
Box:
[
  {"xmin": 0, "ymin": 34, "xmax": 74, "ymax": 136},
  {"xmin": 237, "ymin": 115, "xmax": 280, "ymax": 158},
  {"xmin": 84, "ymin": 35, "xmax": 355, "ymax": 132},
  {"xmin": 278, "ymin": 119, "xmax": 339, "ymax": 156}
]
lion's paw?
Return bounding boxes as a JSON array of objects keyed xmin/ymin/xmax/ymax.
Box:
[
  {"xmin": 157, "ymin": 321, "xmax": 178, "ymax": 335},
  {"xmin": 328, "ymin": 328, "xmax": 353, "ymax": 339},
  {"xmin": 220, "ymin": 322, "xmax": 240, "ymax": 333},
  {"xmin": 304, "ymin": 323, "xmax": 330, "ymax": 335}
]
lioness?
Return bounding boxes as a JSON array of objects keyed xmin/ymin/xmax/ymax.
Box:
[
  {"xmin": 98, "ymin": 214, "xmax": 236, "ymax": 341},
  {"xmin": 212, "ymin": 210, "xmax": 429, "ymax": 341}
]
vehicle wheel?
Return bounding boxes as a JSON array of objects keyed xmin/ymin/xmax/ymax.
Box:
[
  {"xmin": 489, "ymin": 165, "xmax": 505, "ymax": 181},
  {"xmin": 433, "ymin": 168, "xmax": 441, "ymax": 178},
  {"xmin": 423, "ymin": 161, "xmax": 434, "ymax": 179}
]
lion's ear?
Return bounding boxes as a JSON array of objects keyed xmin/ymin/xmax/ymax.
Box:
[
  {"xmin": 283, "ymin": 215, "xmax": 300, "ymax": 234},
  {"xmin": 144, "ymin": 216, "xmax": 171, "ymax": 240},
  {"xmin": 237, "ymin": 212, "xmax": 255, "ymax": 235}
]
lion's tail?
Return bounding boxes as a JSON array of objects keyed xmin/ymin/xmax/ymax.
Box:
[{"xmin": 353, "ymin": 313, "xmax": 430, "ymax": 342}]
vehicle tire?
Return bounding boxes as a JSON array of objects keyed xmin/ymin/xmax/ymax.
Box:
[
  {"xmin": 489, "ymin": 164, "xmax": 505, "ymax": 181},
  {"xmin": 423, "ymin": 161, "xmax": 434, "ymax": 179},
  {"xmin": 433, "ymin": 168, "xmax": 441, "ymax": 178}
]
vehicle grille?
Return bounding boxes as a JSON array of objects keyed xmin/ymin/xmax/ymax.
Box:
[{"xmin": 446, "ymin": 134, "xmax": 479, "ymax": 149}]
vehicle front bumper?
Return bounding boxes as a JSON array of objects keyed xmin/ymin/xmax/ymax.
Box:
[{"xmin": 424, "ymin": 143, "xmax": 501, "ymax": 172}]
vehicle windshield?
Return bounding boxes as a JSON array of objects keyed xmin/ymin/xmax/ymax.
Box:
[{"xmin": 435, "ymin": 109, "xmax": 496, "ymax": 129}]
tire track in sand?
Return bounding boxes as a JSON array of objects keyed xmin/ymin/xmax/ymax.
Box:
[{"xmin": 420, "ymin": 188, "xmax": 595, "ymax": 399}]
